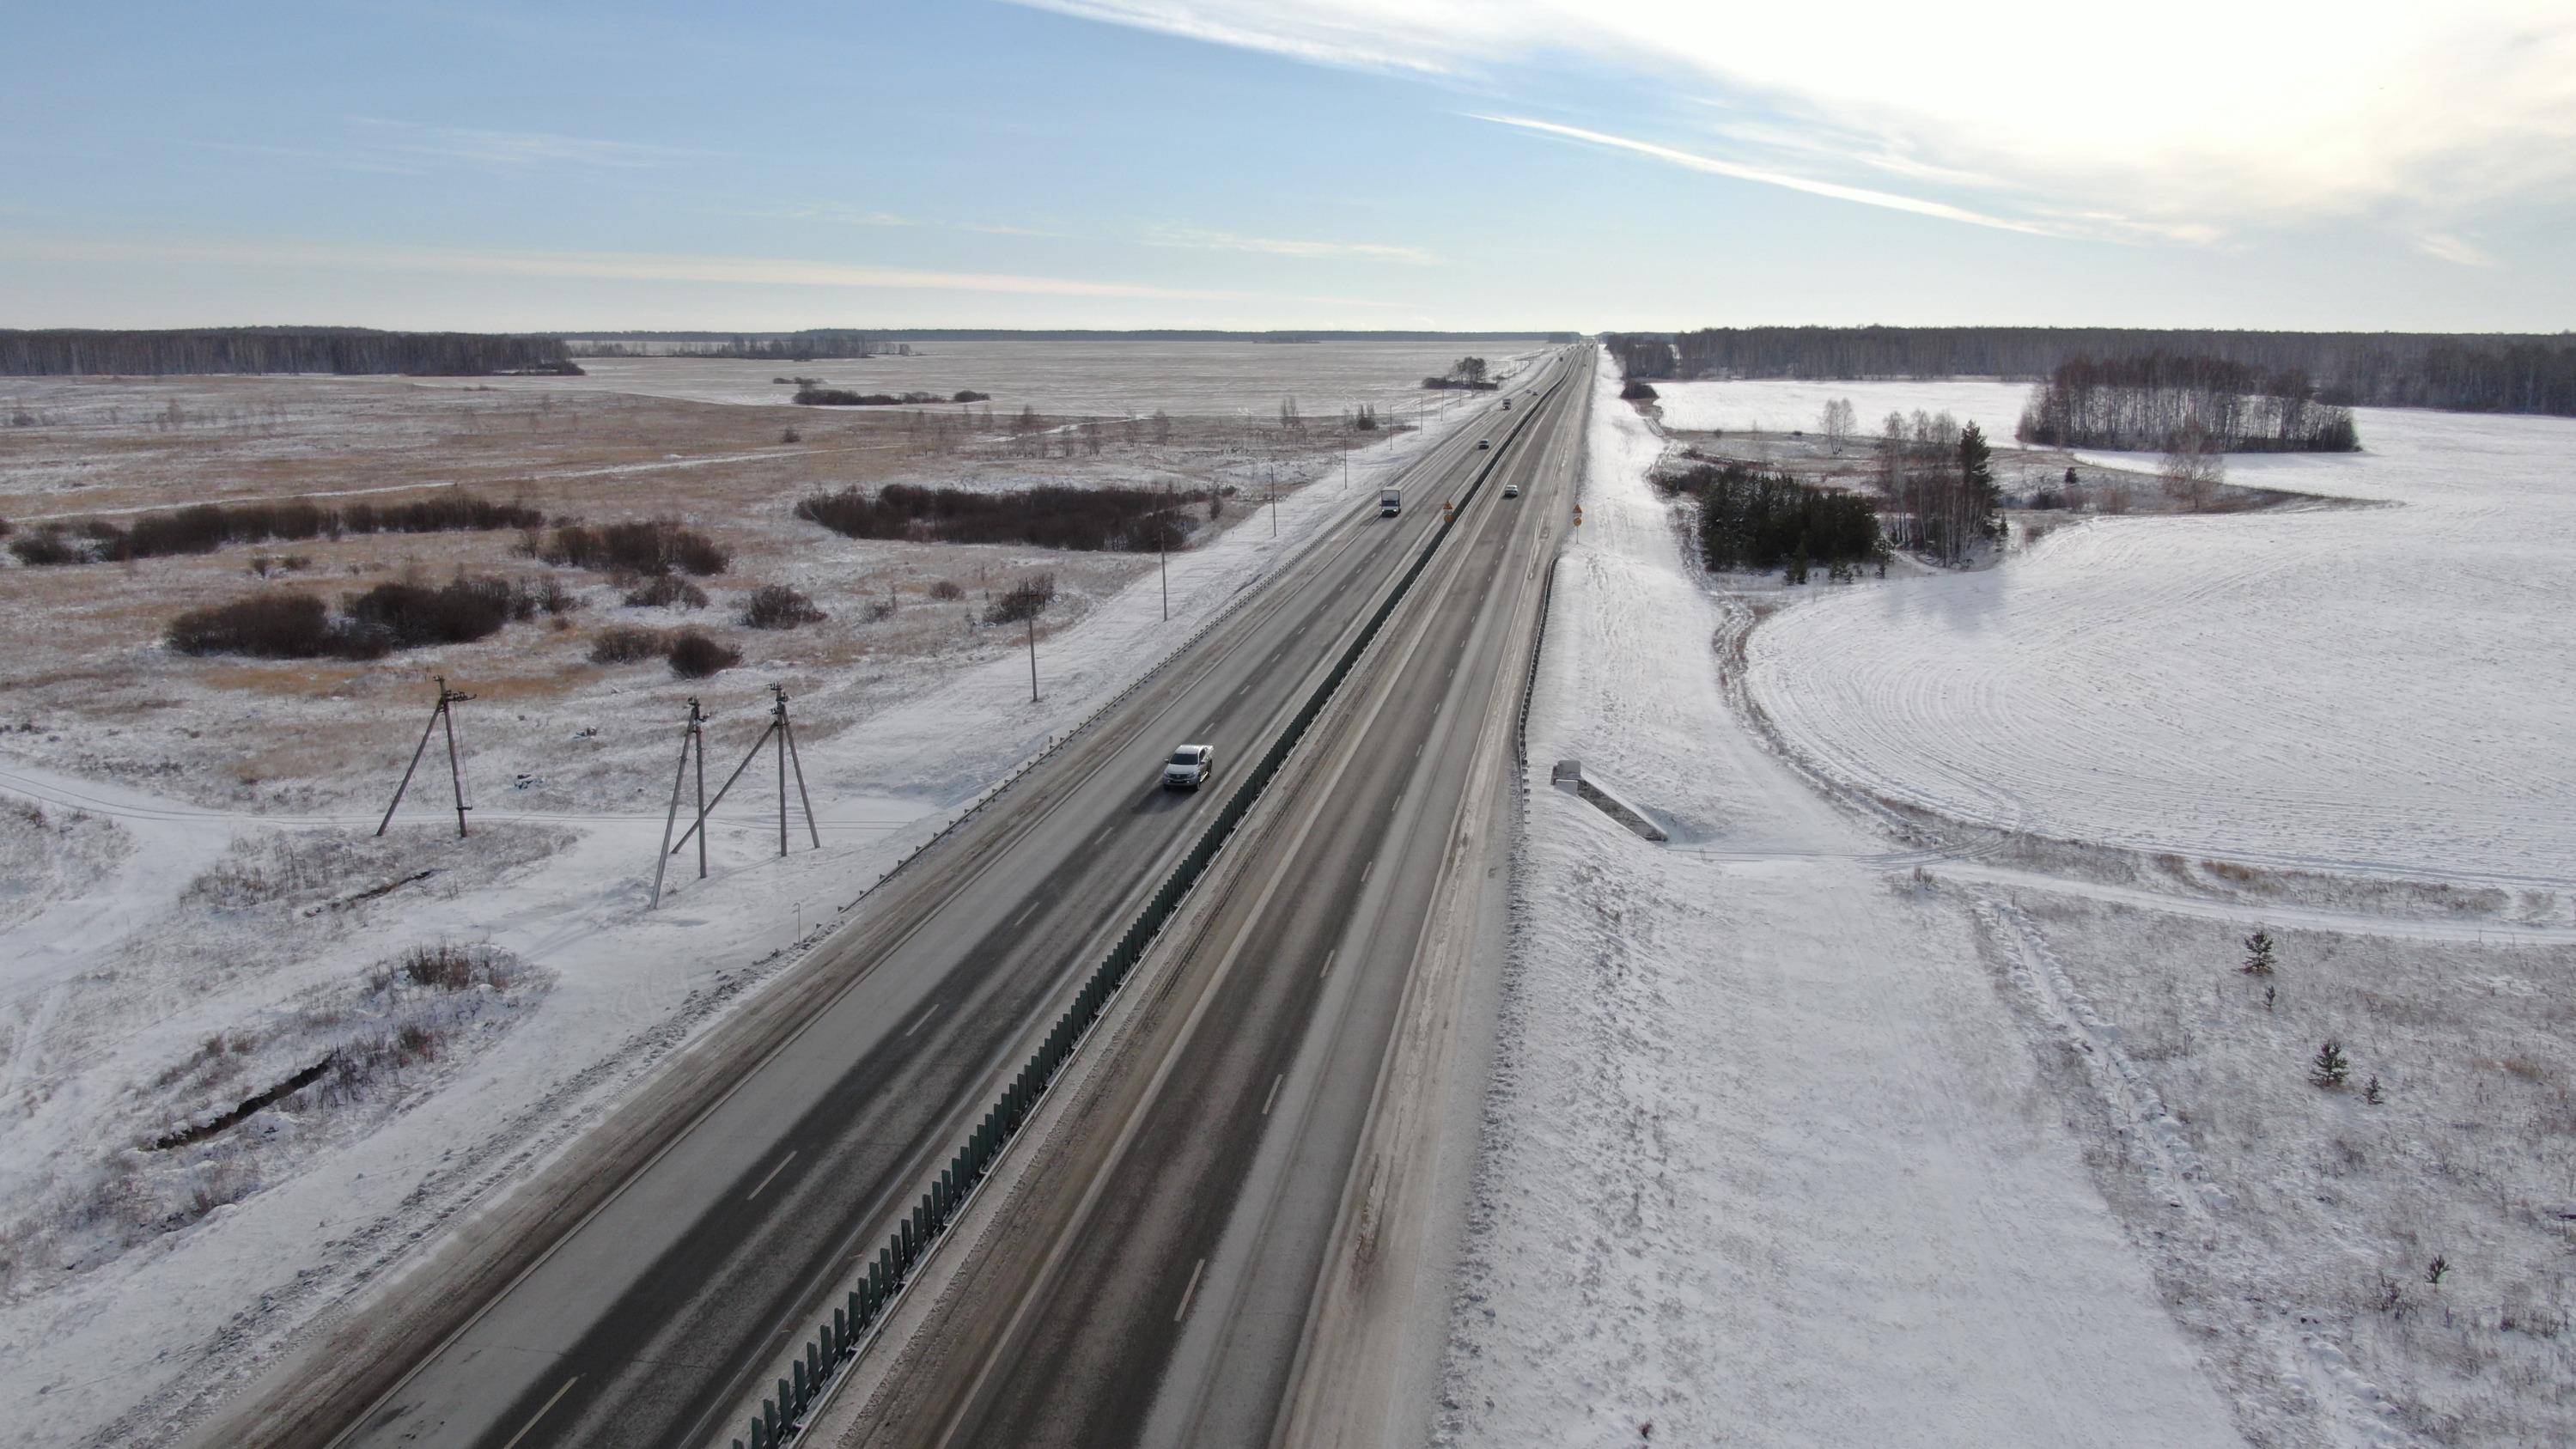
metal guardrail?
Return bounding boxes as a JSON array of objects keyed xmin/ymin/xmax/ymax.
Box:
[{"xmin": 732, "ymin": 375, "xmax": 1566, "ymax": 1449}]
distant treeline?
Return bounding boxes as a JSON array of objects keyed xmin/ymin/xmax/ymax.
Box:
[
  {"xmin": 796, "ymin": 483, "xmax": 1206, "ymax": 552},
  {"xmin": 570, "ymin": 328, "xmax": 1574, "ymax": 344},
  {"xmin": 0, "ymin": 328, "xmax": 580, "ymax": 378},
  {"xmin": 2019, "ymin": 356, "xmax": 2360, "ymax": 452},
  {"xmin": 1420, "ymin": 377, "xmax": 1499, "ymax": 391},
  {"xmin": 794, "ymin": 387, "xmax": 966, "ymax": 406},
  {"xmin": 1662, "ymin": 460, "xmax": 1884, "ymax": 576},
  {"xmin": 8, "ymin": 493, "xmax": 542, "ymax": 566},
  {"xmin": 571, "ymin": 329, "xmax": 894, "ymax": 360},
  {"xmin": 1605, "ymin": 326, "xmax": 2576, "ymax": 417}
]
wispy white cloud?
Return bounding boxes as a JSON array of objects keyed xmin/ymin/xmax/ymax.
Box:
[
  {"xmin": 0, "ymin": 232, "xmax": 1404, "ymax": 307},
  {"xmin": 2415, "ymin": 233, "xmax": 2495, "ymax": 267},
  {"xmin": 1475, "ymin": 115, "xmax": 2053, "ymax": 238},
  {"xmin": 348, "ymin": 118, "xmax": 717, "ymax": 172},
  {"xmin": 186, "ymin": 139, "xmax": 428, "ymax": 176},
  {"xmin": 1144, "ymin": 225, "xmax": 1438, "ymax": 263},
  {"xmin": 752, "ymin": 206, "xmax": 1075, "ymax": 239},
  {"xmin": 1013, "ymin": 1, "xmax": 2576, "ymax": 247}
]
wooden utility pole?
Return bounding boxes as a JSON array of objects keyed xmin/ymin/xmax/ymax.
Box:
[
  {"xmin": 377, "ymin": 676, "xmax": 474, "ymax": 838},
  {"xmin": 1026, "ymin": 610, "xmax": 1039, "ymax": 703},
  {"xmin": 649, "ymin": 697, "xmax": 708, "ymax": 909}
]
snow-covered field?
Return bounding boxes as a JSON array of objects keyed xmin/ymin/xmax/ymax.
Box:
[
  {"xmin": 0, "ymin": 357, "xmax": 1499, "ymax": 1446},
  {"xmin": 435, "ymin": 339, "xmax": 1546, "ymax": 417},
  {"xmin": 1438, "ymin": 359, "xmax": 2245, "ymax": 1448},
  {"xmin": 1743, "ymin": 388, "xmax": 2576, "ymax": 889},
  {"xmin": 1647, "ymin": 375, "xmax": 2032, "ymax": 443},
  {"xmin": 1445, "ymin": 359, "xmax": 2576, "ymax": 1447}
]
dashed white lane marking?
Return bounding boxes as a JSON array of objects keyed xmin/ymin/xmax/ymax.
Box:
[
  {"xmin": 1174, "ymin": 1257, "xmax": 1208, "ymax": 1322},
  {"xmin": 745, "ymin": 1150, "xmax": 799, "ymax": 1202},
  {"xmin": 1263, "ymin": 1074, "xmax": 1284, "ymax": 1116},
  {"xmin": 902, "ymin": 1002, "xmax": 942, "ymax": 1039}
]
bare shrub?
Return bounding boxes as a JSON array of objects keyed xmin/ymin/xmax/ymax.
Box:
[
  {"xmin": 9, "ymin": 527, "xmax": 84, "ymax": 566},
  {"xmin": 797, "ymin": 483, "xmax": 1198, "ymax": 552},
  {"xmin": 984, "ymin": 574, "xmax": 1058, "ymax": 625},
  {"xmin": 624, "ymin": 574, "xmax": 709, "ymax": 610},
  {"xmin": 166, "ymin": 594, "xmax": 340, "ymax": 658},
  {"xmin": 338, "ymin": 577, "xmax": 515, "ymax": 649},
  {"xmin": 541, "ymin": 518, "xmax": 728, "ymax": 576},
  {"xmin": 666, "ymin": 629, "xmax": 741, "ymax": 679},
  {"xmin": 33, "ymin": 495, "xmax": 539, "ymax": 566},
  {"xmin": 742, "ymin": 584, "xmax": 826, "ymax": 630},
  {"xmin": 927, "ymin": 579, "xmax": 965, "ymax": 601},
  {"xmin": 397, "ymin": 941, "xmax": 513, "ymax": 991},
  {"xmin": 588, "ymin": 626, "xmax": 669, "ymax": 665}
]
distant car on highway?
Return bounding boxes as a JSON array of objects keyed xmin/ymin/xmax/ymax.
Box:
[
  {"xmin": 1503, "ymin": 483, "xmax": 1520, "ymax": 498},
  {"xmin": 1477, "ymin": 440, "xmax": 1491, "ymax": 450},
  {"xmin": 1379, "ymin": 487, "xmax": 1402, "ymax": 515},
  {"xmin": 1164, "ymin": 743, "xmax": 1215, "ymax": 789}
]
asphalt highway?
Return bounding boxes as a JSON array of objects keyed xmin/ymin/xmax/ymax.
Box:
[
  {"xmin": 308, "ymin": 350, "xmax": 1580, "ymax": 1449},
  {"xmin": 840, "ymin": 351, "xmax": 1588, "ymax": 1448}
]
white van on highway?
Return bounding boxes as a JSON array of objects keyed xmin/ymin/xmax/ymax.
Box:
[{"xmin": 1164, "ymin": 743, "xmax": 1215, "ymax": 789}]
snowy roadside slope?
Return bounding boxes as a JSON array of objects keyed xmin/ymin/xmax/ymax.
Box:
[{"xmin": 1436, "ymin": 356, "xmax": 2243, "ymax": 1448}]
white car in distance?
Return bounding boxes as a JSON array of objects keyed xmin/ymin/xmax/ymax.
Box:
[{"xmin": 1164, "ymin": 743, "xmax": 1215, "ymax": 789}]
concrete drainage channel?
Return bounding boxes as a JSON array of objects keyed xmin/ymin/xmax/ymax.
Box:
[
  {"xmin": 726, "ymin": 380, "xmax": 1564, "ymax": 1449},
  {"xmin": 1549, "ymin": 760, "xmax": 1669, "ymax": 842}
]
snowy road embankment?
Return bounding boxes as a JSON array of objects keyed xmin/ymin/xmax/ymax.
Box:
[{"xmin": 1435, "ymin": 358, "xmax": 2243, "ymax": 1448}]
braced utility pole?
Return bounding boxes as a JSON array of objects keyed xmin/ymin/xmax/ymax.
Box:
[
  {"xmin": 378, "ymin": 676, "xmax": 475, "ymax": 837},
  {"xmin": 649, "ymin": 697, "xmax": 707, "ymax": 909},
  {"xmin": 667, "ymin": 685, "xmax": 818, "ymax": 862}
]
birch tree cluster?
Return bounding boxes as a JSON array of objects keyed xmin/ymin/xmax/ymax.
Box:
[
  {"xmin": 2016, "ymin": 355, "xmax": 2360, "ymax": 453},
  {"xmin": 1877, "ymin": 410, "xmax": 2000, "ymax": 563}
]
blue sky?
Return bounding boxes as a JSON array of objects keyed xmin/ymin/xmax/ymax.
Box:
[{"xmin": 4, "ymin": 1, "xmax": 2571, "ymax": 332}]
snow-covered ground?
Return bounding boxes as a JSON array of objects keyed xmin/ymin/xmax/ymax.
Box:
[
  {"xmin": 429, "ymin": 339, "xmax": 1547, "ymax": 417},
  {"xmin": 0, "ymin": 380, "xmax": 1495, "ymax": 1446},
  {"xmin": 1743, "ymin": 389, "xmax": 2576, "ymax": 888},
  {"xmin": 1437, "ymin": 357, "xmax": 2245, "ymax": 1448},
  {"xmin": 1446, "ymin": 362, "xmax": 2576, "ymax": 1447}
]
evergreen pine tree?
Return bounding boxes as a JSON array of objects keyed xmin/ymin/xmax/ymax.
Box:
[
  {"xmin": 1957, "ymin": 423, "xmax": 1998, "ymax": 539},
  {"xmin": 2309, "ymin": 1038, "xmax": 2351, "ymax": 1088},
  {"xmin": 2241, "ymin": 928, "xmax": 2276, "ymax": 976}
]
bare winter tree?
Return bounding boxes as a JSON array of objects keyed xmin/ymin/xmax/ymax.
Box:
[
  {"xmin": 2161, "ymin": 427, "xmax": 2227, "ymax": 511},
  {"xmin": 1817, "ymin": 398, "xmax": 1857, "ymax": 450}
]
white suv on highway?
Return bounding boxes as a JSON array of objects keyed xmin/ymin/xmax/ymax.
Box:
[{"xmin": 1164, "ymin": 744, "xmax": 1215, "ymax": 789}]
